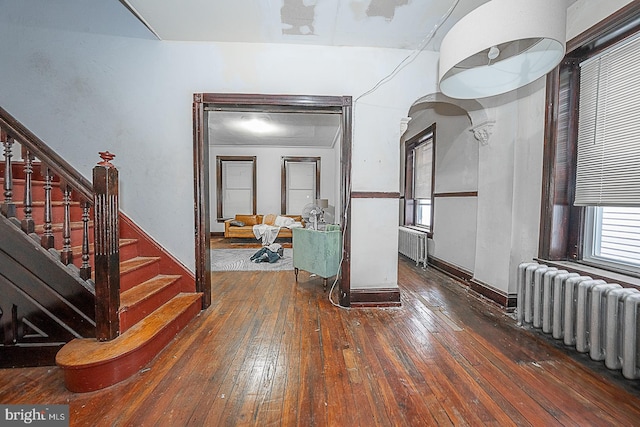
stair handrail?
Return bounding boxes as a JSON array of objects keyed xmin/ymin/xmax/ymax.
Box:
[
  {"xmin": 0, "ymin": 106, "xmax": 93, "ymax": 202},
  {"xmin": 1, "ymin": 105, "xmax": 121, "ymax": 341}
]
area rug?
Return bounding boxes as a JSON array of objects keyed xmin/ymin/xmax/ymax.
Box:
[{"xmin": 210, "ymin": 248, "xmax": 294, "ymax": 271}]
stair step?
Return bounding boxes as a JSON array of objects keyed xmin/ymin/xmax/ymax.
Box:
[
  {"xmin": 119, "ymin": 275, "xmax": 182, "ymax": 331},
  {"xmin": 34, "ymin": 220, "xmax": 91, "ymax": 234},
  {"xmin": 71, "ymin": 238, "xmax": 138, "ymax": 262},
  {"xmin": 56, "ymin": 292, "xmax": 202, "ymax": 393},
  {"xmin": 120, "ymin": 256, "xmax": 161, "ymax": 291}
]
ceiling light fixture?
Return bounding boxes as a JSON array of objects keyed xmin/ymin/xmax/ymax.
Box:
[
  {"xmin": 231, "ymin": 115, "xmax": 280, "ymax": 135},
  {"xmin": 438, "ymin": 0, "xmax": 567, "ymax": 99}
]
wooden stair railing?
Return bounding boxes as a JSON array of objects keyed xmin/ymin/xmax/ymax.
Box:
[
  {"xmin": 1, "ymin": 108, "xmax": 93, "ymax": 276},
  {"xmin": 0, "ymin": 106, "xmax": 119, "ymax": 341},
  {"xmin": 1, "ymin": 106, "xmax": 202, "ymax": 391}
]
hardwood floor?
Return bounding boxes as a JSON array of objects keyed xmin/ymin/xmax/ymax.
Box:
[
  {"xmin": 209, "ymin": 234, "xmax": 292, "ymax": 249},
  {"xmin": 2, "ymin": 250, "xmax": 640, "ymax": 426}
]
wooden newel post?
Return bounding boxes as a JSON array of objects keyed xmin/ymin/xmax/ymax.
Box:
[{"xmin": 93, "ymin": 151, "xmax": 120, "ymax": 341}]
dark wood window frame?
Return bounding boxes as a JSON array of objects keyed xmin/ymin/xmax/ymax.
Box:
[
  {"xmin": 403, "ymin": 123, "xmax": 436, "ymax": 238},
  {"xmin": 280, "ymin": 156, "xmax": 321, "ymax": 215},
  {"xmin": 193, "ymin": 93, "xmax": 352, "ymax": 308},
  {"xmin": 540, "ymin": 3, "xmax": 640, "ymax": 280},
  {"xmin": 215, "ymin": 155, "xmax": 257, "ymax": 222}
]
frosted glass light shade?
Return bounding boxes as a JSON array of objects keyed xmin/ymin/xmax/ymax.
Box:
[
  {"xmin": 315, "ymin": 198, "xmax": 329, "ymax": 208},
  {"xmin": 439, "ymin": 0, "xmax": 567, "ymax": 99}
]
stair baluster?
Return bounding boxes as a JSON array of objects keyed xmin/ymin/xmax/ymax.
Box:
[
  {"xmin": 60, "ymin": 183, "xmax": 73, "ymax": 265},
  {"xmin": 20, "ymin": 148, "xmax": 35, "ymax": 233},
  {"xmin": 80, "ymin": 200, "xmax": 91, "ymax": 280},
  {"xmin": 1, "ymin": 131, "xmax": 16, "ymax": 218},
  {"xmin": 41, "ymin": 165, "xmax": 54, "ymax": 249}
]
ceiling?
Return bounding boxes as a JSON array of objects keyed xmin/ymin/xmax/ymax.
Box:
[
  {"xmin": 120, "ymin": 0, "xmax": 491, "ymax": 50},
  {"xmin": 208, "ymin": 110, "xmax": 342, "ymax": 148},
  {"xmin": 119, "ymin": 0, "xmax": 575, "ymax": 147}
]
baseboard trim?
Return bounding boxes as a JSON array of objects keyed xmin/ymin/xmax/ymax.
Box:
[
  {"xmin": 427, "ymin": 255, "xmax": 514, "ymax": 310},
  {"xmin": 350, "ymin": 288, "xmax": 401, "ymax": 308},
  {"xmin": 427, "ymin": 256, "xmax": 473, "ymax": 282},
  {"xmin": 469, "ymin": 279, "xmax": 516, "ymax": 310}
]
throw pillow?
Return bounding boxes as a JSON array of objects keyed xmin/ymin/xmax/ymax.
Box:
[
  {"xmin": 229, "ymin": 220, "xmax": 245, "ymax": 227},
  {"xmin": 263, "ymin": 214, "xmax": 277, "ymax": 225}
]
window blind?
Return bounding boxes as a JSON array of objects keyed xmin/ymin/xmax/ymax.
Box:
[
  {"xmin": 575, "ymin": 33, "xmax": 640, "ymax": 206},
  {"xmin": 222, "ymin": 161, "xmax": 254, "ymax": 218},
  {"xmin": 597, "ymin": 206, "xmax": 640, "ymax": 265}
]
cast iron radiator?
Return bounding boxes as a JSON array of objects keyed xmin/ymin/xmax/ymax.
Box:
[{"xmin": 517, "ymin": 262, "xmax": 640, "ymax": 380}]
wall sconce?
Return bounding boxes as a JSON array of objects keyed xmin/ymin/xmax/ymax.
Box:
[{"xmin": 438, "ymin": 0, "xmax": 567, "ymax": 99}]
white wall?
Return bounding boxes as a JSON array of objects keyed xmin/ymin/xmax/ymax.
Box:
[
  {"xmin": 403, "ymin": 104, "xmax": 479, "ymax": 273},
  {"xmin": 399, "ymin": 0, "xmax": 633, "ymax": 298},
  {"xmin": 209, "ymin": 145, "xmax": 339, "ymax": 232},
  {"xmin": 567, "ymin": 0, "xmax": 634, "ymax": 41},
  {"xmin": 3, "ymin": 0, "xmax": 625, "ymax": 298},
  {"xmin": 0, "ymin": 0, "xmax": 438, "ymax": 291}
]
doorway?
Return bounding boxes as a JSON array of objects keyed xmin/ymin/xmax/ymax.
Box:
[{"xmin": 193, "ymin": 93, "xmax": 352, "ymax": 308}]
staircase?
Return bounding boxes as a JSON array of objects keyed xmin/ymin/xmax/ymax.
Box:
[{"xmin": 1, "ymin": 110, "xmax": 202, "ymax": 392}]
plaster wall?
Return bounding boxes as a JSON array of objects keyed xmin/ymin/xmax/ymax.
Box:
[
  {"xmin": 470, "ymin": 0, "xmax": 634, "ymax": 296},
  {"xmin": 1, "ymin": 0, "xmax": 629, "ymax": 297},
  {"xmin": 0, "ymin": 0, "xmax": 438, "ymax": 290},
  {"xmin": 567, "ymin": 0, "xmax": 634, "ymax": 41},
  {"xmin": 403, "ymin": 104, "xmax": 478, "ymax": 273}
]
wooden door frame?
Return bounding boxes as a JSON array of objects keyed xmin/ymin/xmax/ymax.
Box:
[{"xmin": 193, "ymin": 93, "xmax": 352, "ymax": 308}]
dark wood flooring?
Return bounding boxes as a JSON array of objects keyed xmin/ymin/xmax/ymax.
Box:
[{"xmin": 2, "ymin": 243, "xmax": 640, "ymax": 426}]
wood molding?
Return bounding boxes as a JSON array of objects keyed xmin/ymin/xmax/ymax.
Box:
[
  {"xmin": 566, "ymin": 2, "xmax": 640, "ymax": 53},
  {"xmin": 351, "ymin": 192, "xmax": 400, "ymax": 199},
  {"xmin": 192, "ymin": 99, "xmax": 211, "ymax": 308},
  {"xmin": 433, "ymin": 191, "xmax": 478, "ymax": 198},
  {"xmin": 281, "ymin": 156, "xmax": 320, "ymax": 214},
  {"xmin": 427, "ymin": 256, "xmax": 473, "ymax": 283},
  {"xmin": 469, "ymin": 279, "xmax": 516, "ymax": 310},
  {"xmin": 350, "ymin": 288, "xmax": 401, "ymax": 307},
  {"xmin": 427, "ymin": 255, "xmax": 513, "ymax": 309},
  {"xmin": 341, "ymin": 101, "xmax": 353, "ymax": 307},
  {"xmin": 194, "ymin": 93, "xmax": 353, "ymax": 307},
  {"xmin": 216, "ymin": 156, "xmax": 257, "ymax": 219}
]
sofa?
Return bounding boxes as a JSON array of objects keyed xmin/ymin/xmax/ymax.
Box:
[{"xmin": 224, "ymin": 214, "xmax": 304, "ymax": 239}]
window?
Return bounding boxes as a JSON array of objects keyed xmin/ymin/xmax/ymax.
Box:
[
  {"xmin": 216, "ymin": 156, "xmax": 256, "ymax": 221},
  {"xmin": 583, "ymin": 206, "xmax": 640, "ymax": 273},
  {"xmin": 404, "ymin": 125, "xmax": 435, "ymax": 232},
  {"xmin": 281, "ymin": 156, "xmax": 320, "ymax": 215},
  {"xmin": 575, "ymin": 32, "xmax": 640, "ymax": 273},
  {"xmin": 541, "ymin": 4, "xmax": 640, "ymax": 276}
]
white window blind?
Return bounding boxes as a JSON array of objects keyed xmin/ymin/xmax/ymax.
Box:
[
  {"xmin": 575, "ymin": 33, "xmax": 640, "ymax": 206},
  {"xmin": 222, "ymin": 161, "xmax": 253, "ymax": 218},
  {"xmin": 413, "ymin": 140, "xmax": 432, "ymax": 200},
  {"xmin": 598, "ymin": 207, "xmax": 640, "ymax": 264},
  {"xmin": 286, "ymin": 161, "xmax": 316, "ymax": 215}
]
